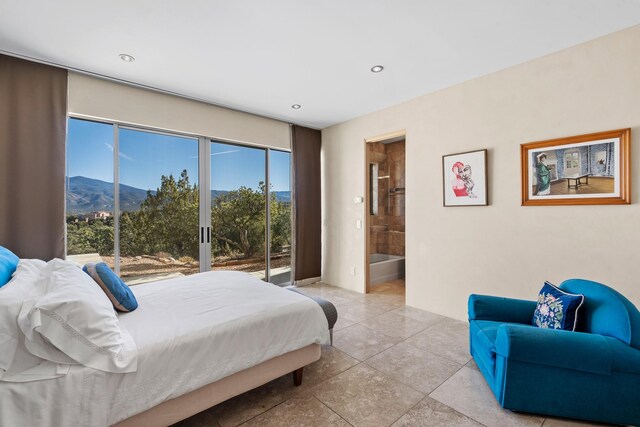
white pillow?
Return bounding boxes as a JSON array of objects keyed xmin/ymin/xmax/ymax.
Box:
[
  {"xmin": 0, "ymin": 259, "xmax": 45, "ymax": 372},
  {"xmin": 0, "ymin": 259, "xmax": 69, "ymax": 382},
  {"xmin": 18, "ymin": 259, "xmax": 138, "ymax": 373}
]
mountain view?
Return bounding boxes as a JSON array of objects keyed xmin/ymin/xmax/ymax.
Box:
[{"xmin": 66, "ymin": 176, "xmax": 291, "ymax": 214}]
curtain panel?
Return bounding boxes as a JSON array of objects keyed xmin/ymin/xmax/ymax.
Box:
[
  {"xmin": 291, "ymin": 125, "xmax": 321, "ymax": 282},
  {"xmin": 0, "ymin": 55, "xmax": 67, "ymax": 259}
]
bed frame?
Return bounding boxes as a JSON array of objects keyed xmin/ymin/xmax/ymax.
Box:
[{"xmin": 113, "ymin": 343, "xmax": 321, "ymax": 427}]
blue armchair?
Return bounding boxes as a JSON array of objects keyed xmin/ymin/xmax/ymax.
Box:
[{"xmin": 468, "ymin": 279, "xmax": 640, "ymax": 426}]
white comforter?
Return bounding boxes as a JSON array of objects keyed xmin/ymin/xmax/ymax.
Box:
[{"xmin": 0, "ymin": 271, "xmax": 329, "ymax": 426}]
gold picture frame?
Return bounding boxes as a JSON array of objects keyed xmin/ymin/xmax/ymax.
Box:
[{"xmin": 521, "ymin": 129, "xmax": 630, "ymax": 206}]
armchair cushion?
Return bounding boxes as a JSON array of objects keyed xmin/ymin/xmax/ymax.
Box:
[{"xmin": 494, "ymin": 323, "xmax": 612, "ymax": 375}]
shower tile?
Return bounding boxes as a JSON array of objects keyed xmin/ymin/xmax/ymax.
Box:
[
  {"xmin": 389, "ymin": 245, "xmax": 405, "ymax": 256},
  {"xmin": 390, "ymin": 232, "xmax": 404, "ymax": 246},
  {"xmin": 372, "ymin": 142, "xmax": 385, "ymax": 153},
  {"xmin": 370, "ymin": 151, "xmax": 386, "ymax": 162}
]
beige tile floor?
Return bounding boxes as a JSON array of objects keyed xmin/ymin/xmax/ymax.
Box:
[{"xmin": 175, "ymin": 281, "xmax": 610, "ymax": 427}]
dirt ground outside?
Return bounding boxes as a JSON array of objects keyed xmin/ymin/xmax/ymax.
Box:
[{"xmin": 101, "ymin": 253, "xmax": 291, "ymax": 279}]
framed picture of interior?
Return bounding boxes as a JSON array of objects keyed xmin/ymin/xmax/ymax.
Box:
[
  {"xmin": 442, "ymin": 149, "xmax": 488, "ymax": 207},
  {"xmin": 521, "ymin": 128, "xmax": 631, "ymax": 206}
]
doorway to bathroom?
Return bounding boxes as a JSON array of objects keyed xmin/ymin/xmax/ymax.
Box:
[{"xmin": 365, "ymin": 131, "xmax": 405, "ymax": 297}]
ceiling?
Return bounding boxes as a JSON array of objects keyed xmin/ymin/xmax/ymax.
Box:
[{"xmin": 1, "ymin": 1, "xmax": 640, "ymax": 129}]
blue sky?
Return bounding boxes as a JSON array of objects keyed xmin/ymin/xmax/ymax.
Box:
[{"xmin": 67, "ymin": 118, "xmax": 291, "ymax": 192}]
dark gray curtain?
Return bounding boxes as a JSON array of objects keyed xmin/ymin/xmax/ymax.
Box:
[
  {"xmin": 0, "ymin": 55, "xmax": 67, "ymax": 259},
  {"xmin": 291, "ymin": 125, "xmax": 321, "ymax": 281}
]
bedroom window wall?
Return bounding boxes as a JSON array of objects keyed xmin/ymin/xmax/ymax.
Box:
[{"xmin": 66, "ymin": 117, "xmax": 292, "ymax": 285}]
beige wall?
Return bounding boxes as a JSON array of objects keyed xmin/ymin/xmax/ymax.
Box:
[
  {"xmin": 321, "ymin": 25, "xmax": 640, "ymax": 320},
  {"xmin": 68, "ymin": 73, "xmax": 290, "ymax": 150}
]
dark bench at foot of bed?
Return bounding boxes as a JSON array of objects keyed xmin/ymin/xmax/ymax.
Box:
[{"xmin": 287, "ymin": 287, "xmax": 338, "ymax": 345}]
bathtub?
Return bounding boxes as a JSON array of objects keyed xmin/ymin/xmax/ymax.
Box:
[{"xmin": 370, "ymin": 253, "xmax": 405, "ymax": 285}]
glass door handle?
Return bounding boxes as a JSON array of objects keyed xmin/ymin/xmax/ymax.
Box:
[
  {"xmin": 207, "ymin": 227, "xmax": 210, "ymax": 243},
  {"xmin": 201, "ymin": 227, "xmax": 205, "ymax": 244}
]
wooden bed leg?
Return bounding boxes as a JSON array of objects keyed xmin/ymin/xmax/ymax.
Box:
[{"xmin": 292, "ymin": 367, "xmax": 304, "ymax": 386}]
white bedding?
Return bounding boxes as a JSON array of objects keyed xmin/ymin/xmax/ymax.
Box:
[{"xmin": 0, "ymin": 271, "xmax": 329, "ymax": 426}]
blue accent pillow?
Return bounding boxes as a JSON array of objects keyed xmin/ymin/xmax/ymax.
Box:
[
  {"xmin": 0, "ymin": 246, "xmax": 20, "ymax": 288},
  {"xmin": 532, "ymin": 281, "xmax": 584, "ymax": 331},
  {"xmin": 82, "ymin": 262, "xmax": 138, "ymax": 312}
]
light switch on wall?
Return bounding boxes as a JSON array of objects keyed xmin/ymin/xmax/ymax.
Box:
[
  {"xmin": 356, "ymin": 219, "xmax": 362, "ymax": 229},
  {"xmin": 353, "ymin": 196, "xmax": 363, "ymax": 204}
]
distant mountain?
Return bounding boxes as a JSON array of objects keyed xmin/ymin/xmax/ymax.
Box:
[
  {"xmin": 67, "ymin": 176, "xmax": 151, "ymax": 214},
  {"xmin": 211, "ymin": 190, "xmax": 229, "ymax": 200},
  {"xmin": 273, "ymin": 191, "xmax": 291, "ymax": 203},
  {"xmin": 67, "ymin": 176, "xmax": 291, "ymax": 214}
]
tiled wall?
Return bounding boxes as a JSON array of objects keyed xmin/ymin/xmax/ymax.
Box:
[{"xmin": 369, "ymin": 140, "xmax": 405, "ymax": 257}]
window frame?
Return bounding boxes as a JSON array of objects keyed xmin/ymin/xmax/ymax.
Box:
[{"xmin": 66, "ymin": 115, "xmax": 292, "ymax": 284}]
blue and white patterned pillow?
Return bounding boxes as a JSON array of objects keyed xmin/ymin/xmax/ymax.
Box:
[
  {"xmin": 83, "ymin": 262, "xmax": 138, "ymax": 312},
  {"xmin": 532, "ymin": 281, "xmax": 584, "ymax": 331}
]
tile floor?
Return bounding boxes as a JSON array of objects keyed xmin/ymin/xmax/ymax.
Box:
[{"xmin": 176, "ymin": 281, "xmax": 609, "ymax": 427}]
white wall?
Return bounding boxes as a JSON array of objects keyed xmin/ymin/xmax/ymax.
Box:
[
  {"xmin": 68, "ymin": 73, "xmax": 290, "ymax": 150},
  {"xmin": 321, "ymin": 25, "xmax": 640, "ymax": 320}
]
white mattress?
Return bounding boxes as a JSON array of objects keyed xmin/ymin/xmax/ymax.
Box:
[{"xmin": 0, "ymin": 271, "xmax": 329, "ymax": 426}]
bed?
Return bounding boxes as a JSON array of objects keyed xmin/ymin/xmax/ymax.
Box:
[{"xmin": 0, "ymin": 264, "xmax": 329, "ymax": 427}]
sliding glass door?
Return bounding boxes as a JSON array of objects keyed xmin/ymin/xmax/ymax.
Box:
[
  {"xmin": 117, "ymin": 128, "xmax": 200, "ymax": 284},
  {"xmin": 210, "ymin": 142, "xmax": 266, "ymax": 279},
  {"xmin": 66, "ymin": 117, "xmax": 291, "ymax": 285},
  {"xmin": 268, "ymin": 150, "xmax": 292, "ymax": 285}
]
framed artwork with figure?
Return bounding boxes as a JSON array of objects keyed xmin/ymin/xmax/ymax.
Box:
[
  {"xmin": 521, "ymin": 128, "xmax": 630, "ymax": 206},
  {"xmin": 442, "ymin": 149, "xmax": 488, "ymax": 207}
]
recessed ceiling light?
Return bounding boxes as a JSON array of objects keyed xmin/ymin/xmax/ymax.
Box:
[
  {"xmin": 370, "ymin": 65, "xmax": 384, "ymax": 73},
  {"xmin": 291, "ymin": 104, "xmax": 301, "ymax": 109},
  {"xmin": 119, "ymin": 54, "xmax": 135, "ymax": 63}
]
